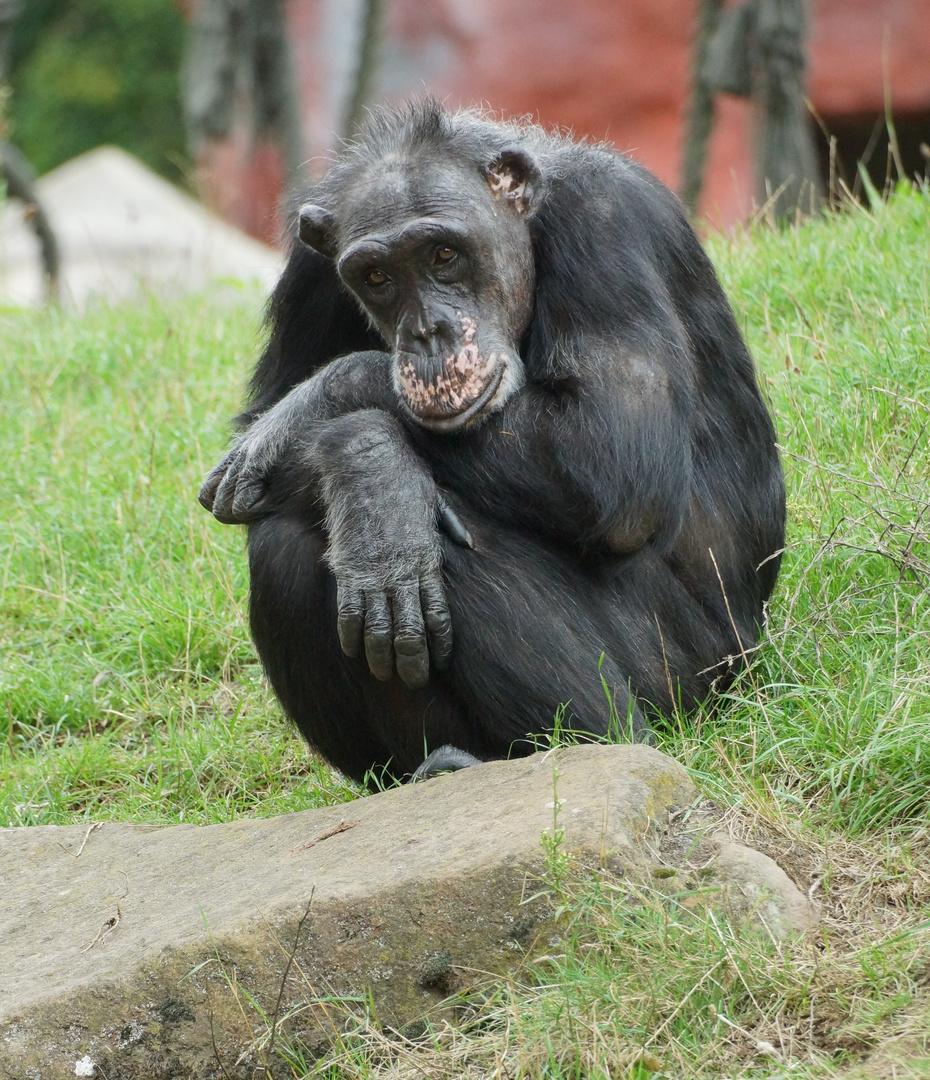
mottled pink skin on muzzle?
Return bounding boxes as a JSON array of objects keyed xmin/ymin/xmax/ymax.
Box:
[{"xmin": 395, "ymin": 315, "xmax": 504, "ymax": 429}]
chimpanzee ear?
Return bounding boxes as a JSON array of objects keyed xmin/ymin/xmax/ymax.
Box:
[
  {"xmin": 297, "ymin": 204, "xmax": 338, "ymax": 258},
  {"xmin": 483, "ymin": 146, "xmax": 541, "ymax": 217}
]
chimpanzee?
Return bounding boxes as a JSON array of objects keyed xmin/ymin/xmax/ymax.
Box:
[{"xmin": 199, "ymin": 101, "xmax": 785, "ymax": 783}]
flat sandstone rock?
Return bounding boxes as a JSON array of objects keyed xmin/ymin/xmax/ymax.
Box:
[{"xmin": 0, "ymin": 744, "xmax": 814, "ymax": 1077}]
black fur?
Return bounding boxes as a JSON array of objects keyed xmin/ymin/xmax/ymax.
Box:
[{"xmin": 200, "ymin": 103, "xmax": 786, "ymax": 783}]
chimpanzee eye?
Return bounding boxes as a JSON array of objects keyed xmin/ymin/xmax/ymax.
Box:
[
  {"xmin": 365, "ymin": 268, "xmax": 389, "ymax": 287},
  {"xmin": 435, "ymin": 246, "xmax": 457, "ymax": 263}
]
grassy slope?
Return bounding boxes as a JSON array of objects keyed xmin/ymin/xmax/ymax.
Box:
[
  {"xmin": 690, "ymin": 187, "xmax": 930, "ymax": 838},
  {"xmin": 1, "ymin": 190, "xmax": 928, "ymax": 1077},
  {"xmin": 0, "ymin": 290, "xmax": 360, "ymax": 823}
]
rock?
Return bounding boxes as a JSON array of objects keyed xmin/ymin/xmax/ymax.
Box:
[
  {"xmin": 710, "ymin": 841, "xmax": 819, "ymax": 937},
  {"xmin": 0, "ymin": 146, "xmax": 283, "ymax": 308},
  {"xmin": 0, "ymin": 744, "xmax": 814, "ymax": 1078}
]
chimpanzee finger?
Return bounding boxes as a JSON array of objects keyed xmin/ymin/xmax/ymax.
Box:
[
  {"xmin": 437, "ymin": 494, "xmax": 474, "ymax": 549},
  {"xmin": 391, "ymin": 582, "xmax": 430, "ymax": 689},
  {"xmin": 230, "ymin": 477, "xmax": 270, "ymax": 521},
  {"xmin": 207, "ymin": 453, "xmax": 268, "ymax": 523},
  {"xmin": 336, "ymin": 584, "xmax": 364, "ymax": 658},
  {"xmin": 420, "ymin": 576, "xmax": 453, "ymax": 670},
  {"xmin": 363, "ymin": 591, "xmax": 395, "ymax": 681},
  {"xmin": 198, "ymin": 471, "xmax": 221, "ymax": 512},
  {"xmin": 208, "ymin": 455, "xmax": 244, "ymax": 522}
]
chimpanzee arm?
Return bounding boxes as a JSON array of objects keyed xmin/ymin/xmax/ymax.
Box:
[
  {"xmin": 424, "ymin": 323, "xmax": 698, "ymax": 556},
  {"xmin": 199, "ymin": 353, "xmax": 454, "ymax": 689},
  {"xmin": 199, "ymin": 350, "xmax": 399, "ymax": 524}
]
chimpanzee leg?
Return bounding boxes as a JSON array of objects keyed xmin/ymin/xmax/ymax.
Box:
[
  {"xmin": 247, "ymin": 511, "xmax": 633, "ymax": 780},
  {"xmin": 247, "ymin": 503, "xmax": 739, "ymax": 783},
  {"xmin": 432, "ymin": 526, "xmax": 645, "ymax": 759},
  {"xmin": 247, "ymin": 514, "xmax": 473, "ymax": 783},
  {"xmin": 433, "ymin": 509, "xmax": 740, "ymax": 760}
]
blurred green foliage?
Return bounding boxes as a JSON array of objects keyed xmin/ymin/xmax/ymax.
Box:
[{"xmin": 6, "ymin": 0, "xmax": 188, "ymax": 181}]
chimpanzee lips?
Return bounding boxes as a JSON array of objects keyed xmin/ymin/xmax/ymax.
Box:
[{"xmin": 395, "ymin": 349, "xmax": 504, "ymax": 432}]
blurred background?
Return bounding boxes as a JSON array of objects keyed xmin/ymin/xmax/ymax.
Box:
[{"xmin": 1, "ymin": 0, "xmax": 928, "ymax": 301}]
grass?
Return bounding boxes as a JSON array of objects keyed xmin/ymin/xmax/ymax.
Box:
[
  {"xmin": 688, "ymin": 185, "xmax": 930, "ymax": 840},
  {"xmin": 271, "ymin": 877, "xmax": 930, "ymax": 1079},
  {"xmin": 0, "ymin": 289, "xmax": 361, "ymax": 823},
  {"xmin": 2, "ymin": 187, "xmax": 929, "ymax": 1077}
]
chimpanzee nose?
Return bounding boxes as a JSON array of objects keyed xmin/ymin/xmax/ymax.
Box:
[
  {"xmin": 411, "ymin": 321, "xmax": 437, "ymax": 342},
  {"xmin": 400, "ymin": 313, "xmax": 455, "ymax": 352}
]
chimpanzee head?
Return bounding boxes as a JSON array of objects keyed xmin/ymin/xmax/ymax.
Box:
[{"xmin": 296, "ymin": 108, "xmax": 541, "ymax": 432}]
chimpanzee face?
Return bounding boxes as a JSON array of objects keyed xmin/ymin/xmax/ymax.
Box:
[{"xmin": 298, "ymin": 148, "xmax": 540, "ymax": 432}]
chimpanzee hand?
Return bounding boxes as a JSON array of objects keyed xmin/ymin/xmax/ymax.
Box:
[
  {"xmin": 198, "ymin": 389, "xmax": 311, "ymax": 523},
  {"xmin": 199, "ymin": 357, "xmax": 476, "ymax": 547},
  {"xmin": 200, "ymin": 351, "xmax": 400, "ymax": 524},
  {"xmin": 334, "ymin": 554, "xmax": 453, "ymax": 691},
  {"xmin": 310, "ymin": 411, "xmax": 453, "ymax": 689}
]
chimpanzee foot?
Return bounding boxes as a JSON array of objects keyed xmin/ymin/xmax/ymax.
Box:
[{"xmin": 410, "ymin": 745, "xmax": 483, "ymax": 782}]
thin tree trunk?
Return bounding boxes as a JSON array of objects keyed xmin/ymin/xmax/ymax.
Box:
[
  {"xmin": 343, "ymin": 0, "xmax": 383, "ymax": 139},
  {"xmin": 681, "ymin": 0, "xmax": 725, "ymax": 217},
  {"xmin": 752, "ymin": 0, "xmax": 822, "ymax": 221},
  {"xmin": 1, "ymin": 142, "xmax": 61, "ymax": 301},
  {"xmin": 183, "ymin": 0, "xmax": 305, "ymax": 187},
  {"xmin": 252, "ymin": 0, "xmax": 305, "ymax": 188}
]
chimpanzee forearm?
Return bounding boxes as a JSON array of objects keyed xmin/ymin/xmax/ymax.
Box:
[
  {"xmin": 199, "ymin": 350, "xmax": 397, "ymax": 523},
  {"xmin": 199, "ymin": 357, "xmax": 458, "ymax": 688},
  {"xmin": 302, "ymin": 410, "xmax": 452, "ymax": 688}
]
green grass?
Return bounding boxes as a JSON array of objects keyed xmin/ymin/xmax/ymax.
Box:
[
  {"xmin": 683, "ymin": 186, "xmax": 930, "ymax": 839},
  {"xmin": 280, "ymin": 876, "xmax": 930, "ymax": 1079},
  {"xmin": 2, "ymin": 188, "xmax": 929, "ymax": 1077},
  {"xmin": 0, "ymin": 292, "xmax": 361, "ymax": 823}
]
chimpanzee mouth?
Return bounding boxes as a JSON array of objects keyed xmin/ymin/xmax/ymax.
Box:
[{"xmin": 395, "ymin": 352, "xmax": 505, "ymax": 433}]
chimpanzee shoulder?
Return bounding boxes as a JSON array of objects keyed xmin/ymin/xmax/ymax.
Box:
[{"xmin": 242, "ymin": 239, "xmax": 380, "ymax": 425}]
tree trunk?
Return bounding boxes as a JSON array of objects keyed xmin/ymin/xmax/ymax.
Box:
[{"xmin": 680, "ymin": 0, "xmax": 725, "ymax": 217}]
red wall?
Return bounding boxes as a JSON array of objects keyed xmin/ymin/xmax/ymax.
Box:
[{"xmin": 195, "ymin": 0, "xmax": 930, "ymax": 242}]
